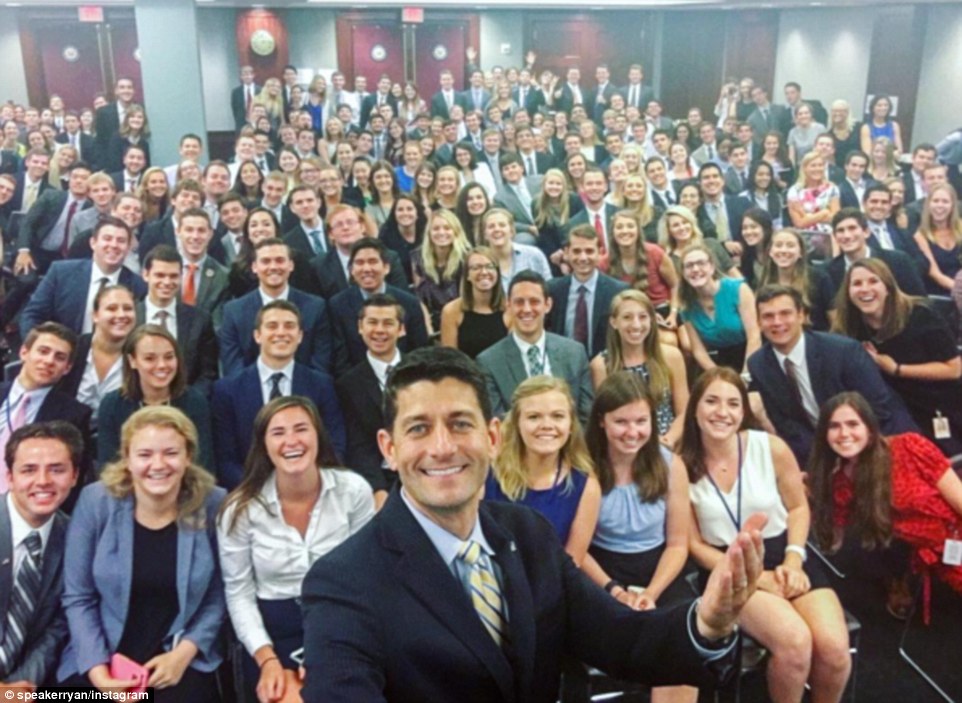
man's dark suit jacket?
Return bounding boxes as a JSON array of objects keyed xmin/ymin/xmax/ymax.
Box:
[
  {"xmin": 15, "ymin": 190, "xmax": 90, "ymax": 256},
  {"xmin": 134, "ymin": 301, "xmax": 218, "ymax": 388},
  {"xmin": 217, "ymin": 287, "xmax": 332, "ymax": 377},
  {"xmin": 0, "ymin": 501, "xmax": 69, "ymax": 685},
  {"xmin": 430, "ymin": 91, "xmax": 469, "ymax": 120},
  {"xmin": 695, "ymin": 195, "xmax": 749, "ymax": 243},
  {"xmin": 547, "ymin": 273, "xmax": 628, "ymax": 359},
  {"xmin": 93, "ymin": 102, "xmax": 123, "ymax": 156},
  {"xmin": 211, "ymin": 362, "xmax": 346, "ymax": 489},
  {"xmin": 620, "ymin": 82, "xmax": 656, "ymax": 112},
  {"xmin": 824, "ymin": 248, "xmax": 926, "ymax": 299},
  {"xmin": 231, "ymin": 83, "xmax": 262, "ymax": 131},
  {"xmin": 565, "ymin": 203, "xmax": 619, "ymax": 248},
  {"xmin": 302, "ymin": 493, "xmax": 727, "ymax": 703},
  {"xmin": 866, "ymin": 223, "xmax": 928, "ymax": 276},
  {"xmin": 55, "ymin": 132, "xmax": 99, "ymax": 170},
  {"xmin": 517, "ymin": 150, "xmax": 555, "ymax": 177},
  {"xmin": 747, "ymin": 331, "xmax": 917, "ymax": 466},
  {"xmin": 360, "ymin": 93, "xmax": 399, "ymax": 130},
  {"xmin": 329, "ymin": 285, "xmax": 429, "ymax": 376},
  {"xmin": 9, "ymin": 173, "xmax": 52, "ymax": 214},
  {"xmin": 588, "ymin": 83, "xmax": 619, "ymax": 123},
  {"xmin": 309, "ymin": 248, "xmax": 408, "ymax": 300},
  {"xmin": 836, "ymin": 179, "xmax": 878, "ymax": 210},
  {"xmin": 553, "ymin": 84, "xmax": 585, "ymax": 116},
  {"xmin": 334, "ymin": 358, "xmax": 394, "ymax": 494},
  {"xmin": 284, "ymin": 223, "xmax": 329, "ymax": 260},
  {"xmin": 512, "ymin": 86, "xmax": 546, "ymax": 116},
  {"xmin": 19, "ymin": 259, "xmax": 146, "ymax": 338},
  {"xmin": 0, "ymin": 149, "xmax": 21, "ymax": 175},
  {"xmin": 0, "ymin": 380, "xmax": 93, "ymax": 508}
]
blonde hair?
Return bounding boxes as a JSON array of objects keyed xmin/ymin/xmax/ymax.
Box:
[
  {"xmin": 422, "ymin": 209, "xmax": 470, "ymax": 284},
  {"xmin": 622, "ymin": 173, "xmax": 655, "ymax": 228},
  {"xmin": 919, "ymin": 183, "xmax": 962, "ymax": 247},
  {"xmin": 100, "ymin": 406, "xmax": 215, "ymax": 528},
  {"xmin": 795, "ymin": 151, "xmax": 825, "ymax": 188},
  {"xmin": 657, "ymin": 205, "xmax": 705, "ymax": 254},
  {"xmin": 493, "ymin": 376, "xmax": 594, "ymax": 501},
  {"xmin": 533, "ymin": 169, "xmax": 572, "ymax": 228}
]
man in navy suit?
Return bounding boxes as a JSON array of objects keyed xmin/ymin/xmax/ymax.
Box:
[
  {"xmin": 696, "ymin": 162, "xmax": 748, "ymax": 257},
  {"xmin": 335, "ymin": 294, "xmax": 405, "ymax": 507},
  {"xmin": 302, "ymin": 346, "xmax": 764, "ymax": 703},
  {"xmin": 360, "ymin": 75, "xmax": 398, "ymax": 130},
  {"xmin": 0, "ymin": 421, "xmax": 81, "ymax": 688},
  {"xmin": 108, "ymin": 144, "xmax": 146, "ymax": 194},
  {"xmin": 218, "ymin": 237, "xmax": 331, "ymax": 377},
  {"xmin": 19, "ymin": 217, "xmax": 146, "ymax": 339},
  {"xmin": 553, "ymin": 67, "xmax": 585, "ymax": 117},
  {"xmin": 329, "ymin": 238, "xmax": 429, "ymax": 376},
  {"xmin": 512, "ymin": 68, "xmax": 545, "ymax": 116},
  {"xmin": 212, "ymin": 300, "xmax": 345, "ymax": 489},
  {"xmin": 137, "ymin": 178, "xmax": 204, "ymax": 264},
  {"xmin": 230, "ymin": 65, "xmax": 262, "ymax": 132},
  {"xmin": 284, "ymin": 185, "xmax": 329, "ymax": 260},
  {"xmin": 54, "ymin": 112, "xmax": 98, "ymax": 169},
  {"xmin": 565, "ymin": 167, "xmax": 617, "ymax": 253},
  {"xmin": 861, "ymin": 184, "xmax": 927, "ymax": 274},
  {"xmin": 93, "ymin": 77, "xmax": 136, "ymax": 157},
  {"xmin": 824, "ymin": 208, "xmax": 926, "ymax": 299},
  {"xmin": 547, "ymin": 226, "xmax": 628, "ymax": 359},
  {"xmin": 430, "ymin": 69, "xmax": 467, "ymax": 120},
  {"xmin": 8, "ymin": 149, "xmax": 51, "ymax": 215},
  {"xmin": 621, "ymin": 63, "xmax": 655, "ymax": 113},
  {"xmin": 748, "ymin": 285, "xmax": 916, "ymax": 466},
  {"xmin": 15, "ymin": 162, "xmax": 92, "ymax": 272},
  {"xmin": 836, "ymin": 151, "xmax": 873, "ymax": 210}
]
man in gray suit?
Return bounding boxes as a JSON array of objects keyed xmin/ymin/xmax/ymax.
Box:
[
  {"xmin": 494, "ymin": 153, "xmax": 541, "ymax": 242},
  {"xmin": 0, "ymin": 422, "xmax": 80, "ymax": 690},
  {"xmin": 477, "ymin": 270, "xmax": 593, "ymax": 423},
  {"xmin": 747, "ymin": 86, "xmax": 789, "ymax": 142},
  {"xmin": 175, "ymin": 208, "xmax": 230, "ymax": 324}
]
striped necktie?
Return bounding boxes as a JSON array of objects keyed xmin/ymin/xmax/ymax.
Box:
[
  {"xmin": 457, "ymin": 540, "xmax": 508, "ymax": 647},
  {"xmin": 0, "ymin": 532, "xmax": 42, "ymax": 677}
]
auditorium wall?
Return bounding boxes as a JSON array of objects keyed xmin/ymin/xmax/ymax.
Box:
[
  {"xmin": 914, "ymin": 4, "xmax": 962, "ymax": 144},
  {"xmin": 0, "ymin": 8, "xmax": 30, "ymax": 105}
]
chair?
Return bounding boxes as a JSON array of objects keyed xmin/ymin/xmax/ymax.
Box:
[{"xmin": 898, "ymin": 579, "xmax": 957, "ymax": 702}]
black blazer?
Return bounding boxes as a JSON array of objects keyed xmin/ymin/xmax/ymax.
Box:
[
  {"xmin": 54, "ymin": 132, "xmax": 99, "ymax": 170},
  {"xmin": 512, "ymin": 86, "xmax": 545, "ymax": 116},
  {"xmin": 429, "ymin": 91, "xmax": 469, "ymax": 120},
  {"xmin": 329, "ymin": 285, "xmax": 429, "ymax": 376},
  {"xmin": 309, "ymin": 248, "xmax": 408, "ymax": 300},
  {"xmin": 360, "ymin": 93, "xmax": 399, "ymax": 130},
  {"xmin": 517, "ymin": 150, "xmax": 554, "ymax": 177},
  {"xmin": 301, "ymin": 492, "xmax": 730, "ymax": 703},
  {"xmin": 695, "ymin": 195, "xmax": 749, "ymax": 242},
  {"xmin": 231, "ymin": 83, "xmax": 262, "ymax": 131},
  {"xmin": 103, "ymin": 134, "xmax": 150, "ymax": 174},
  {"xmin": 825, "ymin": 247, "xmax": 926, "ymax": 298},
  {"xmin": 0, "ymin": 149, "xmax": 20, "ymax": 175},
  {"xmin": 93, "ymin": 102, "xmax": 122, "ymax": 156},
  {"xmin": 335, "ymin": 358, "xmax": 393, "ymax": 493},
  {"xmin": 10, "ymin": 173, "xmax": 52, "ymax": 213},
  {"xmin": 565, "ymin": 203, "xmax": 619, "ymax": 248},
  {"xmin": 747, "ymin": 331, "xmax": 917, "ymax": 466},
  {"xmin": 547, "ymin": 273, "xmax": 629, "ymax": 359},
  {"xmin": 134, "ymin": 301, "xmax": 218, "ymax": 389}
]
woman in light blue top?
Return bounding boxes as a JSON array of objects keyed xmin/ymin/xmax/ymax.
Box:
[
  {"xmin": 480, "ymin": 208, "xmax": 552, "ymax": 294},
  {"xmin": 678, "ymin": 242, "xmax": 760, "ymax": 373},
  {"xmin": 583, "ymin": 371, "xmax": 696, "ymax": 703}
]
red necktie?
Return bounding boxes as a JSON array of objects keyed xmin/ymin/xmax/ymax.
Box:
[
  {"xmin": 573, "ymin": 285, "xmax": 589, "ymax": 350},
  {"xmin": 183, "ymin": 263, "xmax": 198, "ymax": 305},
  {"xmin": 594, "ymin": 213, "xmax": 607, "ymax": 256}
]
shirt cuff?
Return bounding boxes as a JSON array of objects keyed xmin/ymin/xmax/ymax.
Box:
[{"xmin": 686, "ymin": 599, "xmax": 738, "ymax": 662}]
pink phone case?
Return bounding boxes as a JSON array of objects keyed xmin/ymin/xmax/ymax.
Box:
[{"xmin": 110, "ymin": 653, "xmax": 149, "ymax": 692}]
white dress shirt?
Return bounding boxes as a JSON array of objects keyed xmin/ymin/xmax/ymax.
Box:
[
  {"xmin": 772, "ymin": 334, "xmax": 819, "ymax": 425},
  {"xmin": 564, "ymin": 270, "xmax": 599, "ymax": 340},
  {"xmin": 256, "ymin": 358, "xmax": 294, "ymax": 405},
  {"xmin": 77, "ymin": 351, "xmax": 122, "ymax": 424},
  {"xmin": 512, "ymin": 331, "xmax": 552, "ymax": 377},
  {"xmin": 7, "ymin": 494, "xmax": 55, "ymax": 578},
  {"xmin": 145, "ymin": 299, "xmax": 178, "ymax": 338},
  {"xmin": 82, "ymin": 262, "xmax": 121, "ymax": 334},
  {"xmin": 217, "ymin": 469, "xmax": 375, "ymax": 656}
]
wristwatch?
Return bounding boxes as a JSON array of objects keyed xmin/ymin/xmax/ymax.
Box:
[{"xmin": 690, "ymin": 601, "xmax": 739, "ymax": 650}]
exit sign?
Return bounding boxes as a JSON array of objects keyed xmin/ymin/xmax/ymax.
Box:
[
  {"xmin": 78, "ymin": 6, "xmax": 104, "ymax": 22},
  {"xmin": 402, "ymin": 7, "xmax": 424, "ymax": 23}
]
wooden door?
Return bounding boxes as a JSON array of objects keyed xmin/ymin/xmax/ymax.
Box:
[
  {"xmin": 106, "ymin": 20, "xmax": 144, "ymax": 100},
  {"xmin": 30, "ymin": 21, "xmax": 103, "ymax": 110},
  {"xmin": 337, "ymin": 14, "xmax": 405, "ymax": 86},
  {"xmin": 414, "ymin": 23, "xmax": 468, "ymax": 93}
]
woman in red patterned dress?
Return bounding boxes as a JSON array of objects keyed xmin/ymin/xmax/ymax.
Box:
[{"xmin": 808, "ymin": 392, "xmax": 962, "ymax": 617}]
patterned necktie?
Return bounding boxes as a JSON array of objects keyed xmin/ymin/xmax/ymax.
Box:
[
  {"xmin": 308, "ymin": 229, "xmax": 325, "ymax": 255},
  {"xmin": 24, "ymin": 182, "xmax": 39, "ymax": 211},
  {"xmin": 593, "ymin": 213, "xmax": 607, "ymax": 256},
  {"xmin": 183, "ymin": 263, "xmax": 198, "ymax": 306},
  {"xmin": 457, "ymin": 540, "xmax": 507, "ymax": 647},
  {"xmin": 61, "ymin": 200, "xmax": 80, "ymax": 257},
  {"xmin": 269, "ymin": 372, "xmax": 284, "ymax": 401},
  {"xmin": 155, "ymin": 310, "xmax": 170, "ymax": 332},
  {"xmin": 783, "ymin": 358, "xmax": 814, "ymax": 428},
  {"xmin": 0, "ymin": 532, "xmax": 42, "ymax": 677},
  {"xmin": 526, "ymin": 155, "xmax": 536, "ymax": 176},
  {"xmin": 526, "ymin": 344, "xmax": 544, "ymax": 377}
]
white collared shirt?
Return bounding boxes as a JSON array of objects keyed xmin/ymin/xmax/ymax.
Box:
[
  {"xmin": 2, "ymin": 378, "xmax": 51, "ymax": 430},
  {"xmin": 772, "ymin": 334, "xmax": 819, "ymax": 425},
  {"xmin": 82, "ymin": 262, "xmax": 122, "ymax": 334},
  {"xmin": 512, "ymin": 331, "xmax": 552, "ymax": 377},
  {"xmin": 869, "ymin": 221, "xmax": 895, "ymax": 250},
  {"xmin": 217, "ymin": 469, "xmax": 375, "ymax": 656},
  {"xmin": 7, "ymin": 494, "xmax": 55, "ymax": 579},
  {"xmin": 564, "ymin": 270, "xmax": 599, "ymax": 340},
  {"xmin": 257, "ymin": 285, "xmax": 290, "ymax": 307},
  {"xmin": 367, "ymin": 349, "xmax": 401, "ymax": 390},
  {"xmin": 77, "ymin": 351, "xmax": 122, "ymax": 425},
  {"xmin": 145, "ymin": 298, "xmax": 178, "ymax": 338},
  {"xmin": 256, "ymin": 357, "xmax": 295, "ymax": 405}
]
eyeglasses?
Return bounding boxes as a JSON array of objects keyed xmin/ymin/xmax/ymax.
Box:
[
  {"xmin": 683, "ymin": 259, "xmax": 712, "ymax": 271},
  {"xmin": 468, "ymin": 263, "xmax": 497, "ymax": 273}
]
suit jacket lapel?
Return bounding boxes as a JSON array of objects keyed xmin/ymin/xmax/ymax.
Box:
[
  {"xmin": 382, "ymin": 498, "xmax": 516, "ymax": 701},
  {"xmin": 0, "ymin": 502, "xmax": 12, "ymax": 622},
  {"xmin": 502, "ymin": 337, "xmax": 528, "ymax": 391},
  {"xmin": 804, "ymin": 333, "xmax": 827, "ymax": 403},
  {"xmin": 36, "ymin": 513, "xmax": 65, "ymax": 606}
]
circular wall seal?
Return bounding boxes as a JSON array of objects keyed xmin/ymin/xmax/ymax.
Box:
[
  {"xmin": 250, "ymin": 29, "xmax": 276, "ymax": 57},
  {"xmin": 62, "ymin": 46, "xmax": 79, "ymax": 63},
  {"xmin": 432, "ymin": 44, "xmax": 448, "ymax": 61},
  {"xmin": 371, "ymin": 44, "xmax": 387, "ymax": 62}
]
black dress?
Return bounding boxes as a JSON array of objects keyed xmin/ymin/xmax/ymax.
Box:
[
  {"xmin": 457, "ymin": 309, "xmax": 508, "ymax": 359},
  {"xmin": 869, "ymin": 305, "xmax": 962, "ymax": 456},
  {"xmin": 379, "ymin": 221, "xmax": 423, "ymax": 283}
]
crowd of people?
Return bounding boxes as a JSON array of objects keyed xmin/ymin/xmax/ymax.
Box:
[{"xmin": 1, "ymin": 48, "xmax": 961, "ymax": 702}]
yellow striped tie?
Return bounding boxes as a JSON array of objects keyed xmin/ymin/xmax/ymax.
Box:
[{"xmin": 458, "ymin": 540, "xmax": 508, "ymax": 646}]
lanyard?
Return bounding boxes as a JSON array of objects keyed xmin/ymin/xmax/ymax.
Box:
[
  {"xmin": 4, "ymin": 392, "xmax": 26, "ymax": 432},
  {"xmin": 706, "ymin": 434, "xmax": 744, "ymax": 531}
]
